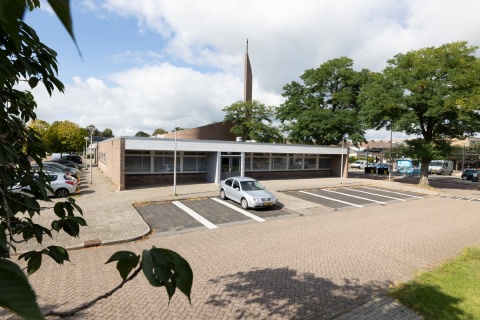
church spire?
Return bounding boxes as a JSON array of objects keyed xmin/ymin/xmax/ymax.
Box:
[{"xmin": 244, "ymin": 39, "xmax": 252, "ymax": 102}]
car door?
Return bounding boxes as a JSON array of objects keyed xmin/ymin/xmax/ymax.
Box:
[{"xmin": 229, "ymin": 179, "xmax": 242, "ymax": 203}]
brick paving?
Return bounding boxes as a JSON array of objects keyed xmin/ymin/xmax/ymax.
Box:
[{"xmin": 3, "ymin": 168, "xmax": 480, "ymax": 319}]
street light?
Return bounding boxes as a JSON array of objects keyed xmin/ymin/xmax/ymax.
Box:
[
  {"xmin": 84, "ymin": 137, "xmax": 89, "ymax": 171},
  {"xmin": 340, "ymin": 135, "xmax": 348, "ymax": 184},
  {"xmin": 87, "ymin": 125, "xmax": 95, "ymax": 184}
]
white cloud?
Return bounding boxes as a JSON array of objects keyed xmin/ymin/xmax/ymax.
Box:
[{"xmin": 31, "ymin": 0, "xmax": 480, "ymax": 138}]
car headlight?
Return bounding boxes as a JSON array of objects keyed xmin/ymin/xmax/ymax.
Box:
[{"xmin": 252, "ymin": 198, "xmax": 261, "ymax": 202}]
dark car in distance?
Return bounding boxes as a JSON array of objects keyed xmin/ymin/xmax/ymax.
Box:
[
  {"xmin": 62, "ymin": 154, "xmax": 82, "ymax": 164},
  {"xmin": 461, "ymin": 169, "xmax": 479, "ymax": 181}
]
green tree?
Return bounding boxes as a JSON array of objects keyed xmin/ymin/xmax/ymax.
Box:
[
  {"xmin": 100, "ymin": 127, "xmax": 114, "ymax": 138},
  {"xmin": 28, "ymin": 119, "xmax": 50, "ymax": 137},
  {"xmin": 152, "ymin": 128, "xmax": 168, "ymax": 136},
  {"xmin": 43, "ymin": 120, "xmax": 86, "ymax": 154},
  {"xmin": 85, "ymin": 124, "xmax": 100, "ymax": 136},
  {"xmin": 359, "ymin": 42, "xmax": 480, "ymax": 185},
  {"xmin": 223, "ymin": 100, "xmax": 283, "ymax": 142},
  {"xmin": 276, "ymin": 57, "xmax": 368, "ymax": 145},
  {"xmin": 0, "ymin": 2, "xmax": 192, "ymax": 319},
  {"xmin": 135, "ymin": 131, "xmax": 150, "ymax": 137}
]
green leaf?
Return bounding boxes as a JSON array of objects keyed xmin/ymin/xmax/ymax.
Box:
[
  {"xmin": 47, "ymin": 0, "xmax": 81, "ymax": 56},
  {"xmin": 0, "ymin": 259, "xmax": 43, "ymax": 320},
  {"xmin": 44, "ymin": 246, "xmax": 69, "ymax": 264},
  {"xmin": 105, "ymin": 251, "xmax": 140, "ymax": 281},
  {"xmin": 25, "ymin": 252, "xmax": 42, "ymax": 275},
  {"xmin": 68, "ymin": 216, "xmax": 87, "ymax": 227},
  {"xmin": 53, "ymin": 202, "xmax": 66, "ymax": 219},
  {"xmin": 28, "ymin": 76, "xmax": 39, "ymax": 89},
  {"xmin": 0, "ymin": 226, "xmax": 7, "ymax": 252},
  {"xmin": 61, "ymin": 220, "xmax": 80, "ymax": 237}
]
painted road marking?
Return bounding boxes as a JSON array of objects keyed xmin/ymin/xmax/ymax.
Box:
[
  {"xmin": 348, "ymin": 189, "xmax": 407, "ymax": 201},
  {"xmin": 211, "ymin": 198, "xmax": 266, "ymax": 222},
  {"xmin": 360, "ymin": 186, "xmax": 423, "ymax": 199},
  {"xmin": 173, "ymin": 201, "xmax": 218, "ymax": 229},
  {"xmin": 300, "ymin": 191, "xmax": 364, "ymax": 208},
  {"xmin": 322, "ymin": 189, "xmax": 387, "ymax": 205}
]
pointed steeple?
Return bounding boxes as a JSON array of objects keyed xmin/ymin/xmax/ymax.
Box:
[{"xmin": 244, "ymin": 39, "xmax": 252, "ymax": 102}]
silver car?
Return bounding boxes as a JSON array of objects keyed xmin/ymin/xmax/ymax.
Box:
[
  {"xmin": 219, "ymin": 176, "xmax": 276, "ymax": 209},
  {"xmin": 11, "ymin": 172, "xmax": 77, "ymax": 198}
]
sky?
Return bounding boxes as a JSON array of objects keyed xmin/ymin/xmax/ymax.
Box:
[{"xmin": 22, "ymin": 0, "xmax": 480, "ymax": 139}]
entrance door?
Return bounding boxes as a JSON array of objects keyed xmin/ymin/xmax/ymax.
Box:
[{"xmin": 221, "ymin": 156, "xmax": 241, "ymax": 179}]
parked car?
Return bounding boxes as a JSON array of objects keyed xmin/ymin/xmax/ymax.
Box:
[
  {"xmin": 375, "ymin": 163, "xmax": 389, "ymax": 169},
  {"xmin": 62, "ymin": 154, "xmax": 82, "ymax": 164},
  {"xmin": 461, "ymin": 169, "xmax": 479, "ymax": 181},
  {"xmin": 48, "ymin": 159, "xmax": 78, "ymax": 169},
  {"xmin": 219, "ymin": 176, "xmax": 276, "ymax": 209},
  {"xmin": 32, "ymin": 162, "xmax": 78, "ymax": 179},
  {"xmin": 10, "ymin": 172, "xmax": 77, "ymax": 198},
  {"xmin": 350, "ymin": 160, "xmax": 373, "ymax": 169}
]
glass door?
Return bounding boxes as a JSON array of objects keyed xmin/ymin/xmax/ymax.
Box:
[{"xmin": 221, "ymin": 156, "xmax": 241, "ymax": 179}]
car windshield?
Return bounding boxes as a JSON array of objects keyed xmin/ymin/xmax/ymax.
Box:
[
  {"xmin": 240, "ymin": 180, "xmax": 264, "ymax": 191},
  {"xmin": 430, "ymin": 161, "xmax": 443, "ymax": 166}
]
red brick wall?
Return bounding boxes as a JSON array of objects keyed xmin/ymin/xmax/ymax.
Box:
[{"xmin": 163, "ymin": 121, "xmax": 237, "ymax": 141}]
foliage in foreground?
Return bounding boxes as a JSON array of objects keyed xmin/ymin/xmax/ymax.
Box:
[
  {"xmin": 0, "ymin": 1, "xmax": 192, "ymax": 319},
  {"xmin": 390, "ymin": 247, "xmax": 480, "ymax": 320}
]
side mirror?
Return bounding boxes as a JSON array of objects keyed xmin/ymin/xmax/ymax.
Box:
[{"xmin": 235, "ymin": 187, "xmax": 240, "ymax": 191}]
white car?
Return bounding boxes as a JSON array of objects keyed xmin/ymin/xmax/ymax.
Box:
[
  {"xmin": 350, "ymin": 160, "xmax": 368, "ymax": 169},
  {"xmin": 11, "ymin": 172, "xmax": 77, "ymax": 198},
  {"xmin": 219, "ymin": 176, "xmax": 276, "ymax": 209}
]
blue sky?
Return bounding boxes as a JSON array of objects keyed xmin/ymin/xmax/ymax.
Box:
[{"xmin": 22, "ymin": 0, "xmax": 480, "ymax": 139}]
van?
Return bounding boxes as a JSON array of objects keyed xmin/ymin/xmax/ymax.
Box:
[
  {"xmin": 350, "ymin": 160, "xmax": 369, "ymax": 169},
  {"xmin": 428, "ymin": 160, "xmax": 453, "ymax": 175}
]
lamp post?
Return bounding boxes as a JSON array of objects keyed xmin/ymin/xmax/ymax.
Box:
[
  {"xmin": 340, "ymin": 135, "xmax": 347, "ymax": 184},
  {"xmin": 87, "ymin": 125, "xmax": 95, "ymax": 184},
  {"xmin": 84, "ymin": 137, "xmax": 89, "ymax": 171}
]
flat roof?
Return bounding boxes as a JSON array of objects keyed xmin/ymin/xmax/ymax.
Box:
[{"xmin": 107, "ymin": 136, "xmax": 346, "ymax": 155}]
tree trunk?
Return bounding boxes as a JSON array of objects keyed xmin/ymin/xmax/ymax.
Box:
[{"xmin": 418, "ymin": 159, "xmax": 430, "ymax": 187}]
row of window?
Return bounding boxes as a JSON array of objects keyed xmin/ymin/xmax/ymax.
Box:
[
  {"xmin": 125, "ymin": 151, "xmax": 206, "ymax": 173},
  {"xmin": 124, "ymin": 151, "xmax": 331, "ymax": 174},
  {"xmin": 245, "ymin": 153, "xmax": 330, "ymax": 171}
]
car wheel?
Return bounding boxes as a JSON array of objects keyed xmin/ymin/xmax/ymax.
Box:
[
  {"xmin": 220, "ymin": 189, "xmax": 227, "ymax": 200},
  {"xmin": 55, "ymin": 188, "xmax": 69, "ymax": 198},
  {"xmin": 241, "ymin": 198, "xmax": 249, "ymax": 209},
  {"xmin": 462, "ymin": 176, "xmax": 467, "ymax": 181}
]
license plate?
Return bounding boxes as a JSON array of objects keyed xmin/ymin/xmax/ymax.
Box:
[{"xmin": 263, "ymin": 202, "xmax": 272, "ymax": 206}]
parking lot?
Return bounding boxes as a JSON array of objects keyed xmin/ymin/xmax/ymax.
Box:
[
  {"xmin": 135, "ymin": 197, "xmax": 294, "ymax": 235},
  {"xmin": 285, "ymin": 186, "xmax": 425, "ymax": 209},
  {"xmin": 135, "ymin": 186, "xmax": 427, "ymax": 235}
]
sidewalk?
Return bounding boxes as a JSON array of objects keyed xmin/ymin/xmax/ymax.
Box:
[{"xmin": 12, "ymin": 167, "xmax": 453, "ymax": 319}]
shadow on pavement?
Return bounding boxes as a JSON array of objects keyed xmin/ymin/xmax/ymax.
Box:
[{"xmin": 206, "ymin": 267, "xmax": 387, "ymax": 319}]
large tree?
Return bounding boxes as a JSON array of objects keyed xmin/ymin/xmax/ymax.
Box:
[
  {"xmin": 359, "ymin": 42, "xmax": 480, "ymax": 185},
  {"xmin": 276, "ymin": 57, "xmax": 369, "ymax": 145},
  {"xmin": 43, "ymin": 120, "xmax": 86, "ymax": 154},
  {"xmin": 223, "ymin": 100, "xmax": 283, "ymax": 142},
  {"xmin": 0, "ymin": 1, "xmax": 191, "ymax": 318}
]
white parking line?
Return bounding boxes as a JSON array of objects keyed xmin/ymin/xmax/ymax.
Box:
[
  {"xmin": 172, "ymin": 201, "xmax": 218, "ymax": 229},
  {"xmin": 300, "ymin": 191, "xmax": 364, "ymax": 208},
  {"xmin": 348, "ymin": 189, "xmax": 407, "ymax": 201},
  {"xmin": 360, "ymin": 186, "xmax": 423, "ymax": 199},
  {"xmin": 322, "ymin": 189, "xmax": 387, "ymax": 205},
  {"xmin": 211, "ymin": 198, "xmax": 266, "ymax": 222}
]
